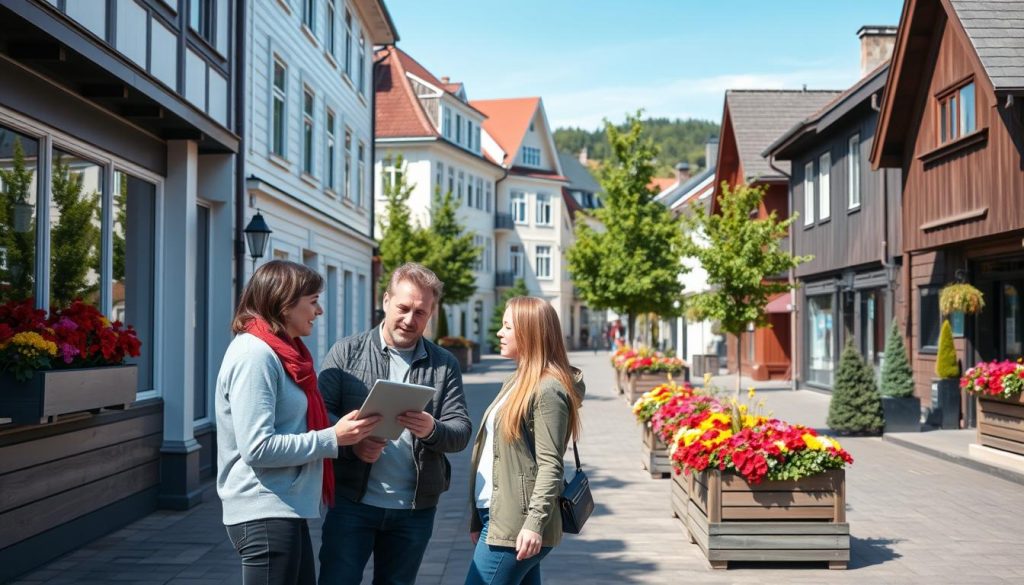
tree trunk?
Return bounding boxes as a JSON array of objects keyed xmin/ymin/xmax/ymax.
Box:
[
  {"xmin": 735, "ymin": 331, "xmax": 742, "ymax": 398},
  {"xmin": 652, "ymin": 317, "xmax": 660, "ymax": 350},
  {"xmin": 627, "ymin": 313, "xmax": 636, "ymax": 347},
  {"xmin": 436, "ymin": 303, "xmax": 449, "ymax": 340}
]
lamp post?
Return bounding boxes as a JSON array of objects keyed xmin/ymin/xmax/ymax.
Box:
[{"xmin": 243, "ymin": 210, "xmax": 272, "ymax": 272}]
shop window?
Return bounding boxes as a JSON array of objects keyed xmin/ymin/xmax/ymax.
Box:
[
  {"xmin": 0, "ymin": 127, "xmax": 39, "ymax": 304},
  {"xmin": 807, "ymin": 293, "xmax": 835, "ymax": 386},
  {"xmin": 919, "ymin": 286, "xmax": 941, "ymax": 352},
  {"xmin": 50, "ymin": 149, "xmax": 104, "ymax": 309}
]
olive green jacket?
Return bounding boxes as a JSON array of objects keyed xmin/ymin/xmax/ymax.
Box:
[{"xmin": 468, "ymin": 369, "xmax": 585, "ymax": 548}]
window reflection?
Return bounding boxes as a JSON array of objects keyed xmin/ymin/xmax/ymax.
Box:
[
  {"xmin": 113, "ymin": 171, "xmax": 156, "ymax": 393},
  {"xmin": 50, "ymin": 150, "xmax": 103, "ymax": 308},
  {"xmin": 0, "ymin": 127, "xmax": 39, "ymax": 304}
]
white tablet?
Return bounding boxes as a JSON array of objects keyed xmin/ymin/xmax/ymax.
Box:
[{"xmin": 357, "ymin": 380, "xmax": 437, "ymax": 440}]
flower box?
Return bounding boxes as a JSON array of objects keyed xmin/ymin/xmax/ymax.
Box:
[
  {"xmin": 0, "ymin": 365, "xmax": 137, "ymax": 424},
  {"xmin": 670, "ymin": 470, "xmax": 689, "ymax": 521},
  {"xmin": 640, "ymin": 425, "xmax": 672, "ymax": 478},
  {"xmin": 976, "ymin": 392, "xmax": 1024, "ymax": 457},
  {"xmin": 626, "ymin": 373, "xmax": 668, "ymax": 404},
  {"xmin": 682, "ymin": 469, "xmax": 849, "ymax": 570},
  {"xmin": 616, "ymin": 369, "xmax": 627, "ymax": 395}
]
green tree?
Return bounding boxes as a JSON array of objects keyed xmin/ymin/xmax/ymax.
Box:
[
  {"xmin": 487, "ymin": 278, "xmax": 529, "ymax": 351},
  {"xmin": 0, "ymin": 137, "xmax": 36, "ymax": 301},
  {"xmin": 827, "ymin": 341, "xmax": 884, "ymax": 434},
  {"xmin": 935, "ymin": 319, "xmax": 959, "ymax": 379},
  {"xmin": 423, "ymin": 188, "xmax": 480, "ymax": 338},
  {"xmin": 113, "ymin": 174, "xmax": 127, "ymax": 282},
  {"xmin": 880, "ymin": 321, "xmax": 914, "ymax": 398},
  {"xmin": 679, "ymin": 181, "xmax": 810, "ymax": 394},
  {"xmin": 49, "ymin": 155, "xmax": 100, "ymax": 307},
  {"xmin": 567, "ymin": 111, "xmax": 687, "ymax": 343},
  {"xmin": 376, "ymin": 155, "xmax": 429, "ymax": 295}
]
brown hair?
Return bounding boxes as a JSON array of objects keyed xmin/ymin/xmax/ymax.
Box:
[
  {"xmin": 387, "ymin": 262, "xmax": 444, "ymax": 303},
  {"xmin": 498, "ymin": 297, "xmax": 582, "ymax": 443},
  {"xmin": 232, "ymin": 260, "xmax": 324, "ymax": 335}
]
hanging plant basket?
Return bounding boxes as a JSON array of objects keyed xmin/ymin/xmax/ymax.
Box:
[{"xmin": 939, "ymin": 283, "xmax": 985, "ymax": 315}]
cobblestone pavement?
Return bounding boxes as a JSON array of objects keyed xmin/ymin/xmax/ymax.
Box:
[{"xmin": 11, "ymin": 351, "xmax": 1024, "ymax": 584}]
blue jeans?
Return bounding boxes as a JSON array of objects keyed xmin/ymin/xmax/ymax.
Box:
[
  {"xmin": 318, "ymin": 497, "xmax": 437, "ymax": 585},
  {"xmin": 465, "ymin": 509, "xmax": 552, "ymax": 585}
]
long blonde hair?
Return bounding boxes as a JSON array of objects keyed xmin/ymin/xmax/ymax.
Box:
[{"xmin": 498, "ymin": 297, "xmax": 582, "ymax": 443}]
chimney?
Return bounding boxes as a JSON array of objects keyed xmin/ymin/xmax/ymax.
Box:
[
  {"xmin": 705, "ymin": 136, "xmax": 719, "ymax": 170},
  {"xmin": 858, "ymin": 25, "xmax": 897, "ymax": 78},
  {"xmin": 440, "ymin": 76, "xmax": 450, "ymax": 84},
  {"xmin": 675, "ymin": 162, "xmax": 691, "ymax": 183},
  {"xmin": 578, "ymin": 146, "xmax": 589, "ymax": 165}
]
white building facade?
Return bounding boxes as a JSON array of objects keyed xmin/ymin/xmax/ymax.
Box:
[{"xmin": 246, "ymin": 0, "xmax": 396, "ymax": 366}]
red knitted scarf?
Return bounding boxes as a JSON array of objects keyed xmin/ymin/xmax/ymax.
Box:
[{"xmin": 245, "ymin": 317, "xmax": 334, "ymax": 506}]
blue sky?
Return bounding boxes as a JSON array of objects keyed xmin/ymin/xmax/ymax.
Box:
[{"xmin": 385, "ymin": 0, "xmax": 903, "ymax": 130}]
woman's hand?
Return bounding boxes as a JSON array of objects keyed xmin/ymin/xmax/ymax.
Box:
[
  {"xmin": 333, "ymin": 410, "xmax": 381, "ymax": 446},
  {"xmin": 470, "ymin": 531, "xmax": 480, "ymax": 545},
  {"xmin": 515, "ymin": 528, "xmax": 542, "ymax": 561}
]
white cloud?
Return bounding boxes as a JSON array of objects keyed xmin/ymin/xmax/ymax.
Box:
[{"xmin": 545, "ymin": 67, "xmax": 860, "ymax": 129}]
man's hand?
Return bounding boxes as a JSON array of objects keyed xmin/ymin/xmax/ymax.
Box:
[
  {"xmin": 352, "ymin": 437, "xmax": 388, "ymax": 463},
  {"xmin": 515, "ymin": 528, "xmax": 542, "ymax": 561},
  {"xmin": 470, "ymin": 531, "xmax": 480, "ymax": 545},
  {"xmin": 397, "ymin": 410, "xmax": 436, "ymax": 439}
]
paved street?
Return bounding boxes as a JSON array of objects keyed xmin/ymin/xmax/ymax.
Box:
[{"xmin": 11, "ymin": 351, "xmax": 1024, "ymax": 584}]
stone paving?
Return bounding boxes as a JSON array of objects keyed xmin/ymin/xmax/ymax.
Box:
[{"xmin": 10, "ymin": 351, "xmax": 1024, "ymax": 584}]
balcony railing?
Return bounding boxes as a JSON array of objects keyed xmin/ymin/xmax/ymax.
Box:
[
  {"xmin": 496, "ymin": 271, "xmax": 515, "ymax": 287},
  {"xmin": 495, "ymin": 212, "xmax": 515, "ymax": 230}
]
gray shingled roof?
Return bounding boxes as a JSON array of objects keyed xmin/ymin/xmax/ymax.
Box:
[
  {"xmin": 557, "ymin": 152, "xmax": 602, "ymax": 194},
  {"xmin": 726, "ymin": 90, "xmax": 841, "ymax": 180},
  {"xmin": 951, "ymin": 0, "xmax": 1024, "ymax": 90}
]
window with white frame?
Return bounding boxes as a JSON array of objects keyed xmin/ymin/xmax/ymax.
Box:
[
  {"xmin": 302, "ymin": 88, "xmax": 315, "ymax": 176},
  {"xmin": 536, "ymin": 193, "xmax": 552, "ymax": 226},
  {"xmin": 466, "ymin": 120, "xmax": 473, "ymax": 149},
  {"xmin": 473, "ymin": 235, "xmax": 485, "ymax": 271},
  {"xmin": 447, "ymin": 166, "xmax": 454, "ymax": 196},
  {"xmin": 803, "ymin": 161, "xmax": 814, "ymax": 226},
  {"xmin": 485, "ymin": 237, "xmax": 492, "ymax": 272},
  {"xmin": 357, "ymin": 141, "xmax": 366, "ymax": 206},
  {"xmin": 535, "ymin": 245, "xmax": 552, "ymax": 279},
  {"xmin": 818, "ymin": 151, "xmax": 831, "ymax": 221},
  {"xmin": 475, "ymin": 177, "xmax": 484, "ymax": 209},
  {"xmin": 848, "ymin": 134, "xmax": 861, "ymax": 209},
  {"xmin": 435, "ymin": 161, "xmax": 443, "ymax": 193},
  {"xmin": 326, "ymin": 0, "xmax": 336, "ymax": 56},
  {"xmin": 272, "ymin": 58, "xmax": 287, "ymax": 157},
  {"xmin": 511, "ymin": 191, "xmax": 527, "ymax": 224},
  {"xmin": 302, "ymin": 0, "xmax": 315, "ymax": 34},
  {"xmin": 456, "ymin": 113, "xmax": 462, "ymax": 143},
  {"xmin": 443, "ymin": 108, "xmax": 451, "ymax": 138},
  {"xmin": 457, "ymin": 171, "xmax": 465, "ymax": 201},
  {"xmin": 343, "ymin": 127, "xmax": 352, "ymax": 199},
  {"xmin": 466, "ymin": 173, "xmax": 474, "ymax": 207},
  {"xmin": 510, "ymin": 245, "xmax": 524, "ymax": 277},
  {"xmin": 382, "ymin": 157, "xmax": 403, "ymax": 193},
  {"xmin": 358, "ymin": 32, "xmax": 366, "ymax": 94},
  {"xmin": 521, "ymin": 146, "xmax": 541, "ymax": 167},
  {"xmin": 326, "ymin": 109, "xmax": 336, "ymax": 191},
  {"xmin": 343, "ymin": 7, "xmax": 353, "ymax": 78},
  {"xmin": 485, "ymin": 181, "xmax": 492, "ymax": 212}
]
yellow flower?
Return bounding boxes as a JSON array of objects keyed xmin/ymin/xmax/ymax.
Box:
[
  {"xmin": 802, "ymin": 433, "xmax": 823, "ymax": 450},
  {"xmin": 748, "ymin": 386, "xmax": 756, "ymax": 399},
  {"xmin": 703, "ymin": 372, "xmax": 712, "ymax": 385},
  {"xmin": 773, "ymin": 440, "xmax": 789, "ymax": 453}
]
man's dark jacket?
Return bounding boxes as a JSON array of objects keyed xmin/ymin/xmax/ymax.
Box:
[{"xmin": 318, "ymin": 328, "xmax": 472, "ymax": 510}]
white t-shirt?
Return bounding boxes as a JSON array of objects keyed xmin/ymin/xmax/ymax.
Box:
[{"xmin": 475, "ymin": 393, "xmax": 510, "ymax": 509}]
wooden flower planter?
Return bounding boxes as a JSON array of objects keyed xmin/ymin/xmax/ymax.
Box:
[
  {"xmin": 445, "ymin": 346, "xmax": 471, "ymax": 372},
  {"xmin": 976, "ymin": 393, "xmax": 1024, "ymax": 457},
  {"xmin": 670, "ymin": 469, "xmax": 689, "ymax": 521},
  {"xmin": 0, "ymin": 365, "xmax": 138, "ymax": 424},
  {"xmin": 682, "ymin": 469, "xmax": 849, "ymax": 570},
  {"xmin": 625, "ymin": 372, "xmax": 667, "ymax": 404},
  {"xmin": 640, "ymin": 426, "xmax": 672, "ymax": 478},
  {"xmin": 615, "ymin": 369, "xmax": 627, "ymax": 395}
]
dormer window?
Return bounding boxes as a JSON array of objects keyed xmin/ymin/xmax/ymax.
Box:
[
  {"xmin": 939, "ymin": 80, "xmax": 976, "ymax": 144},
  {"xmin": 529, "ymin": 121, "xmax": 535, "ymax": 132},
  {"xmin": 443, "ymin": 108, "xmax": 452, "ymax": 138},
  {"xmin": 521, "ymin": 146, "xmax": 541, "ymax": 167}
]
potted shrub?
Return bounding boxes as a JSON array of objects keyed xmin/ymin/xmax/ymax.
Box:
[
  {"xmin": 437, "ymin": 336, "xmax": 472, "ymax": 372},
  {"xmin": 669, "ymin": 392, "xmax": 853, "ymax": 569},
  {"xmin": 632, "ymin": 381, "xmax": 694, "ymax": 478},
  {"xmin": 933, "ymin": 319, "xmax": 961, "ymax": 429},
  {"xmin": 827, "ymin": 341, "xmax": 884, "ymax": 435},
  {"xmin": 0, "ymin": 299, "xmax": 141, "ymax": 424},
  {"xmin": 961, "ymin": 360, "xmax": 1024, "ymax": 457},
  {"xmin": 879, "ymin": 322, "xmax": 920, "ymax": 433}
]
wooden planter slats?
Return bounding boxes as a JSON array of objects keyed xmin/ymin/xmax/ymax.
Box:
[
  {"xmin": 976, "ymin": 393, "xmax": 1024, "ymax": 457},
  {"xmin": 0, "ymin": 366, "xmax": 138, "ymax": 425},
  {"xmin": 625, "ymin": 372, "xmax": 667, "ymax": 404},
  {"xmin": 615, "ymin": 370, "xmax": 626, "ymax": 395},
  {"xmin": 670, "ymin": 470, "xmax": 689, "ymax": 520},
  {"xmin": 640, "ymin": 426, "xmax": 672, "ymax": 478},
  {"xmin": 682, "ymin": 468, "xmax": 849, "ymax": 570}
]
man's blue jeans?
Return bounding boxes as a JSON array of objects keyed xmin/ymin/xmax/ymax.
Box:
[
  {"xmin": 318, "ymin": 497, "xmax": 437, "ymax": 585},
  {"xmin": 464, "ymin": 508, "xmax": 552, "ymax": 585}
]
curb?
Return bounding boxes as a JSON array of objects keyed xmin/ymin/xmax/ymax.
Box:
[{"xmin": 882, "ymin": 433, "xmax": 1024, "ymax": 487}]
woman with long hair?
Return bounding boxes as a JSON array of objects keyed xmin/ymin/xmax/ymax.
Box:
[
  {"xmin": 216, "ymin": 260, "xmax": 380, "ymax": 585},
  {"xmin": 465, "ymin": 297, "xmax": 585, "ymax": 585}
]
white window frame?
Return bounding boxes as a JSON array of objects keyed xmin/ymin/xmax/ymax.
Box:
[
  {"xmin": 818, "ymin": 151, "xmax": 831, "ymax": 221},
  {"xmin": 343, "ymin": 7, "xmax": 353, "ymax": 78},
  {"xmin": 358, "ymin": 32, "xmax": 366, "ymax": 94},
  {"xmin": 485, "ymin": 237, "xmax": 492, "ymax": 272},
  {"xmin": 510, "ymin": 191, "xmax": 527, "ymax": 224},
  {"xmin": 325, "ymin": 108, "xmax": 336, "ymax": 192},
  {"xmin": 302, "ymin": 0, "xmax": 315, "ymax": 35},
  {"xmin": 456, "ymin": 113, "xmax": 462, "ymax": 143},
  {"xmin": 447, "ymin": 166, "xmax": 454, "ymax": 196},
  {"xmin": 510, "ymin": 245, "xmax": 524, "ymax": 277},
  {"xmin": 443, "ymin": 108, "xmax": 451, "ymax": 138},
  {"xmin": 457, "ymin": 170, "xmax": 465, "ymax": 201},
  {"xmin": 485, "ymin": 181, "xmax": 492, "ymax": 212},
  {"xmin": 535, "ymin": 193, "xmax": 552, "ymax": 226},
  {"xmin": 343, "ymin": 127, "xmax": 352, "ymax": 200},
  {"xmin": 848, "ymin": 134, "xmax": 860, "ymax": 209},
  {"xmin": 522, "ymin": 146, "xmax": 541, "ymax": 167},
  {"xmin": 803, "ymin": 161, "xmax": 814, "ymax": 226},
  {"xmin": 271, "ymin": 57, "xmax": 287, "ymax": 158},
  {"xmin": 473, "ymin": 235, "xmax": 484, "ymax": 271},
  {"xmin": 357, "ymin": 140, "xmax": 366, "ymax": 206},
  {"xmin": 435, "ymin": 161, "xmax": 443, "ymax": 193},
  {"xmin": 535, "ymin": 245, "xmax": 552, "ymax": 279},
  {"xmin": 475, "ymin": 177, "xmax": 484, "ymax": 209},
  {"xmin": 302, "ymin": 86, "xmax": 315, "ymax": 177},
  {"xmin": 326, "ymin": 0, "xmax": 336, "ymax": 56}
]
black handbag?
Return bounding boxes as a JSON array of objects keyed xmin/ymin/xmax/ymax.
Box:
[{"xmin": 559, "ymin": 441, "xmax": 594, "ymax": 534}]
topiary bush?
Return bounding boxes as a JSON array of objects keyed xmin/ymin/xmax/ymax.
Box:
[
  {"xmin": 935, "ymin": 319, "xmax": 959, "ymax": 379},
  {"xmin": 880, "ymin": 321, "xmax": 915, "ymax": 398},
  {"xmin": 827, "ymin": 340, "xmax": 884, "ymax": 434}
]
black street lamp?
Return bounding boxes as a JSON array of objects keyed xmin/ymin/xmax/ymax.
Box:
[{"xmin": 243, "ymin": 210, "xmax": 272, "ymax": 271}]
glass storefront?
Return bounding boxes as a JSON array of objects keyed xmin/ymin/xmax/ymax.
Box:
[
  {"xmin": 860, "ymin": 289, "xmax": 886, "ymax": 367},
  {"xmin": 0, "ymin": 127, "xmax": 39, "ymax": 304},
  {"xmin": 807, "ymin": 293, "xmax": 835, "ymax": 386}
]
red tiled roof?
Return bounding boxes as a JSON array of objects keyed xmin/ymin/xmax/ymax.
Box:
[
  {"xmin": 649, "ymin": 177, "xmax": 676, "ymax": 193},
  {"xmin": 390, "ymin": 48, "xmax": 486, "ymax": 116},
  {"xmin": 470, "ymin": 97, "xmax": 541, "ymax": 166},
  {"xmin": 375, "ymin": 49, "xmax": 437, "ymax": 139}
]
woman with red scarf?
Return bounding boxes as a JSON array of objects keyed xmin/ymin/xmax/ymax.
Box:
[{"xmin": 216, "ymin": 260, "xmax": 381, "ymax": 585}]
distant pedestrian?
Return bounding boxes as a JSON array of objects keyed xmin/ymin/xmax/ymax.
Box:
[
  {"xmin": 215, "ymin": 260, "xmax": 381, "ymax": 585},
  {"xmin": 465, "ymin": 297, "xmax": 585, "ymax": 585}
]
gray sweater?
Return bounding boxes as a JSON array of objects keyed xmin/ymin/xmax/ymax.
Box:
[{"xmin": 216, "ymin": 333, "xmax": 339, "ymax": 525}]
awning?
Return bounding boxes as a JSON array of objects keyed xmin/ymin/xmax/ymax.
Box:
[{"xmin": 765, "ymin": 295, "xmax": 792, "ymax": 314}]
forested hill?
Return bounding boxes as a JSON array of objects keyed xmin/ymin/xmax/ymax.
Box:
[{"xmin": 554, "ymin": 118, "xmax": 720, "ymax": 177}]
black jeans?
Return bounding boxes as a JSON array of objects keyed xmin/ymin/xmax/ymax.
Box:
[{"xmin": 225, "ymin": 518, "xmax": 315, "ymax": 585}]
